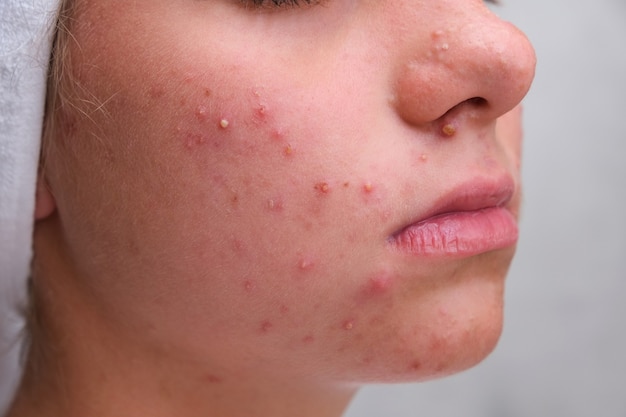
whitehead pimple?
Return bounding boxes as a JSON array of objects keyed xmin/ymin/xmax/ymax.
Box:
[
  {"xmin": 284, "ymin": 144, "xmax": 293, "ymax": 156},
  {"xmin": 420, "ymin": 153, "xmax": 428, "ymax": 162},
  {"xmin": 363, "ymin": 182, "xmax": 374, "ymax": 193},
  {"xmin": 342, "ymin": 320, "xmax": 355, "ymax": 331},
  {"xmin": 442, "ymin": 123, "xmax": 456, "ymax": 137},
  {"xmin": 219, "ymin": 119, "xmax": 230, "ymax": 129},
  {"xmin": 298, "ymin": 257, "xmax": 315, "ymax": 271}
]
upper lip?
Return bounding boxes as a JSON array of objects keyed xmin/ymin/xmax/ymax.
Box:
[{"xmin": 390, "ymin": 175, "xmax": 516, "ymax": 237}]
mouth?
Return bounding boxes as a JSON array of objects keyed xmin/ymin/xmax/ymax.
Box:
[{"xmin": 388, "ymin": 177, "xmax": 519, "ymax": 258}]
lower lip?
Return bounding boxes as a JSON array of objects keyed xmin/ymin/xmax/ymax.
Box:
[{"xmin": 389, "ymin": 207, "xmax": 518, "ymax": 258}]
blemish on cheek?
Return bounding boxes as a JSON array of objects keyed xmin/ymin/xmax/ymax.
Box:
[
  {"xmin": 148, "ymin": 85, "xmax": 165, "ymax": 99},
  {"xmin": 363, "ymin": 182, "xmax": 374, "ymax": 194},
  {"xmin": 279, "ymin": 304, "xmax": 290, "ymax": 315},
  {"xmin": 183, "ymin": 132, "xmax": 208, "ymax": 149},
  {"xmin": 314, "ymin": 182, "xmax": 330, "ymax": 194},
  {"xmin": 342, "ymin": 319, "xmax": 355, "ymax": 331},
  {"xmin": 343, "ymin": 182, "xmax": 350, "ymax": 188},
  {"xmin": 267, "ymin": 198, "xmax": 284, "ymax": 212},
  {"xmin": 243, "ymin": 280, "xmax": 255, "ymax": 292},
  {"xmin": 219, "ymin": 119, "xmax": 230, "ymax": 129},
  {"xmin": 260, "ymin": 320, "xmax": 273, "ymax": 333},
  {"xmin": 302, "ymin": 335, "xmax": 315, "ymax": 344},
  {"xmin": 202, "ymin": 374, "xmax": 224, "ymax": 384},
  {"xmin": 195, "ymin": 105, "xmax": 209, "ymax": 122},
  {"xmin": 420, "ymin": 153, "xmax": 428, "ymax": 162},
  {"xmin": 283, "ymin": 144, "xmax": 294, "ymax": 156},
  {"xmin": 298, "ymin": 257, "xmax": 316, "ymax": 271},
  {"xmin": 359, "ymin": 272, "xmax": 394, "ymax": 301}
]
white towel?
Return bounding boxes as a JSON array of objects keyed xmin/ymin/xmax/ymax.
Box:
[{"xmin": 0, "ymin": 0, "xmax": 59, "ymax": 413}]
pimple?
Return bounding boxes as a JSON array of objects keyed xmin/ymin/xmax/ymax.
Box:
[
  {"xmin": 279, "ymin": 304, "xmax": 290, "ymax": 315},
  {"xmin": 183, "ymin": 132, "xmax": 208, "ymax": 149},
  {"xmin": 219, "ymin": 118, "xmax": 230, "ymax": 129},
  {"xmin": 266, "ymin": 198, "xmax": 284, "ymax": 212},
  {"xmin": 360, "ymin": 272, "xmax": 394, "ymax": 301},
  {"xmin": 195, "ymin": 105, "xmax": 209, "ymax": 121},
  {"xmin": 302, "ymin": 335, "xmax": 315, "ymax": 344},
  {"xmin": 441, "ymin": 123, "xmax": 456, "ymax": 137},
  {"xmin": 243, "ymin": 280, "xmax": 255, "ymax": 292},
  {"xmin": 147, "ymin": 85, "xmax": 165, "ymax": 99},
  {"xmin": 283, "ymin": 144, "xmax": 294, "ymax": 157},
  {"xmin": 260, "ymin": 320, "xmax": 273, "ymax": 333},
  {"xmin": 202, "ymin": 374, "xmax": 224, "ymax": 384},
  {"xmin": 408, "ymin": 360, "xmax": 422, "ymax": 372},
  {"xmin": 343, "ymin": 182, "xmax": 350, "ymax": 188},
  {"xmin": 363, "ymin": 182, "xmax": 374, "ymax": 194},
  {"xmin": 420, "ymin": 153, "xmax": 428, "ymax": 162},
  {"xmin": 298, "ymin": 257, "xmax": 315, "ymax": 271},
  {"xmin": 314, "ymin": 182, "xmax": 330, "ymax": 194},
  {"xmin": 342, "ymin": 319, "xmax": 355, "ymax": 331}
]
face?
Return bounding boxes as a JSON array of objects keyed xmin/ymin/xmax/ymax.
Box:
[{"xmin": 44, "ymin": 0, "xmax": 535, "ymax": 384}]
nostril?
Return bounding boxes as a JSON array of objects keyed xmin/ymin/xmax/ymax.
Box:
[
  {"xmin": 467, "ymin": 97, "xmax": 488, "ymax": 107},
  {"xmin": 441, "ymin": 97, "xmax": 488, "ymax": 119}
]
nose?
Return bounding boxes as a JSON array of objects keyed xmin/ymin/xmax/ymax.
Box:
[{"xmin": 392, "ymin": 4, "xmax": 536, "ymax": 128}]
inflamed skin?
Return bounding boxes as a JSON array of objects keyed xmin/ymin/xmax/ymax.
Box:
[{"xmin": 9, "ymin": 1, "xmax": 535, "ymax": 417}]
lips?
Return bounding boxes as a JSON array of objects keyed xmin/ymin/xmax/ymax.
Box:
[{"xmin": 389, "ymin": 177, "xmax": 519, "ymax": 258}]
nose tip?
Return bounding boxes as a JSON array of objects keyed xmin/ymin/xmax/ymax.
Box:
[{"xmin": 393, "ymin": 13, "xmax": 537, "ymax": 127}]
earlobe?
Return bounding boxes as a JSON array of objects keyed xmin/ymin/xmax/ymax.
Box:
[{"xmin": 34, "ymin": 173, "xmax": 57, "ymax": 220}]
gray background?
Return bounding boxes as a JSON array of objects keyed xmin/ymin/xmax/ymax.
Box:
[{"xmin": 346, "ymin": 0, "xmax": 626, "ymax": 416}]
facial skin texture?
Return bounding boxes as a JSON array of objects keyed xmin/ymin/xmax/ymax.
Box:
[{"xmin": 10, "ymin": 1, "xmax": 535, "ymax": 416}]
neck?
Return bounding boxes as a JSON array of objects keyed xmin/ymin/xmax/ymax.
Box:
[{"xmin": 7, "ymin": 218, "xmax": 357, "ymax": 417}]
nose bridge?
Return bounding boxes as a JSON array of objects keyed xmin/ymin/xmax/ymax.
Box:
[{"xmin": 393, "ymin": 4, "xmax": 536, "ymax": 126}]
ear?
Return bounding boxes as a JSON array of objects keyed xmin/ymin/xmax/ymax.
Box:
[{"xmin": 34, "ymin": 173, "xmax": 57, "ymax": 220}]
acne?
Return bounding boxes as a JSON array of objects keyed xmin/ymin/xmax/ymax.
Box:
[
  {"xmin": 202, "ymin": 374, "xmax": 224, "ymax": 384},
  {"xmin": 302, "ymin": 335, "xmax": 315, "ymax": 344},
  {"xmin": 342, "ymin": 319, "xmax": 355, "ymax": 331},
  {"xmin": 219, "ymin": 118, "xmax": 230, "ymax": 129},
  {"xmin": 266, "ymin": 197, "xmax": 284, "ymax": 212},
  {"xmin": 297, "ymin": 256, "xmax": 316, "ymax": 272},
  {"xmin": 243, "ymin": 280, "xmax": 255, "ymax": 292},
  {"xmin": 260, "ymin": 320, "xmax": 274, "ymax": 334},
  {"xmin": 407, "ymin": 360, "xmax": 422, "ymax": 372},
  {"xmin": 441, "ymin": 123, "xmax": 456, "ymax": 137},
  {"xmin": 314, "ymin": 182, "xmax": 330, "ymax": 194}
]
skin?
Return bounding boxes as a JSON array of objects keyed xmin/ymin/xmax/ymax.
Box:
[{"xmin": 9, "ymin": 0, "xmax": 535, "ymax": 416}]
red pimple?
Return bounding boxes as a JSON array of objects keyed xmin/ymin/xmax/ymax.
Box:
[
  {"xmin": 363, "ymin": 182, "xmax": 374, "ymax": 193},
  {"xmin": 314, "ymin": 182, "xmax": 330, "ymax": 194},
  {"xmin": 302, "ymin": 335, "xmax": 315, "ymax": 344},
  {"xmin": 279, "ymin": 304, "xmax": 290, "ymax": 315},
  {"xmin": 283, "ymin": 144, "xmax": 293, "ymax": 156},
  {"xmin": 202, "ymin": 374, "xmax": 223, "ymax": 384},
  {"xmin": 260, "ymin": 320, "xmax": 273, "ymax": 333},
  {"xmin": 408, "ymin": 360, "xmax": 422, "ymax": 372},
  {"xmin": 298, "ymin": 257, "xmax": 315, "ymax": 271},
  {"xmin": 243, "ymin": 280, "xmax": 255, "ymax": 292}
]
